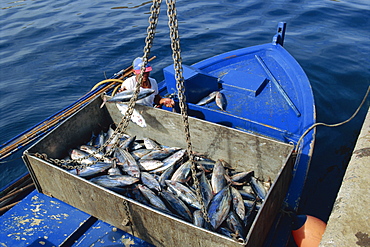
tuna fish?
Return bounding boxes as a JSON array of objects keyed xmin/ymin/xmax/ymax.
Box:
[
  {"xmin": 230, "ymin": 170, "xmax": 254, "ymax": 184},
  {"xmin": 100, "ymin": 88, "xmax": 155, "ymax": 108},
  {"xmin": 159, "ymin": 189, "xmax": 193, "ymax": 222},
  {"xmin": 193, "ymin": 210, "xmax": 204, "ymax": 228},
  {"xmin": 140, "ymin": 147, "xmax": 180, "ymax": 160},
  {"xmin": 79, "ymin": 145, "xmax": 110, "ymax": 162},
  {"xmin": 250, "ymin": 176, "xmax": 267, "ymax": 201},
  {"xmin": 119, "ymin": 135, "xmax": 136, "ymax": 151},
  {"xmin": 225, "ymin": 210, "xmax": 246, "ymax": 240},
  {"xmin": 165, "ymin": 180, "xmax": 202, "ymax": 210},
  {"xmin": 117, "ymin": 148, "xmax": 141, "ymax": 178},
  {"xmin": 143, "ymin": 137, "xmax": 162, "ymax": 150},
  {"xmin": 68, "ymin": 162, "xmax": 112, "ymax": 177},
  {"xmin": 137, "ymin": 184, "xmax": 170, "ymax": 213},
  {"xmin": 171, "ymin": 160, "xmax": 192, "ymax": 183},
  {"xmin": 130, "ymin": 148, "xmax": 153, "ymax": 160},
  {"xmin": 158, "ymin": 165, "xmax": 176, "ymax": 188},
  {"xmin": 211, "ymin": 159, "xmax": 227, "ymax": 194},
  {"xmin": 230, "ymin": 186, "xmax": 245, "ymax": 220},
  {"xmin": 69, "ymin": 149, "xmax": 97, "ymax": 166},
  {"xmin": 138, "ymin": 159, "xmax": 164, "ymax": 172},
  {"xmin": 215, "ymin": 91, "xmax": 226, "ymax": 111},
  {"xmin": 196, "ymin": 91, "xmax": 218, "ymax": 106},
  {"xmin": 208, "ymin": 185, "xmax": 231, "ymax": 229},
  {"xmin": 199, "ymin": 171, "xmax": 213, "ymax": 207},
  {"xmin": 151, "ymin": 149, "xmax": 186, "ymax": 173},
  {"xmin": 141, "ymin": 172, "xmax": 161, "ymax": 192},
  {"xmin": 89, "ymin": 175, "xmax": 139, "ymax": 188}
]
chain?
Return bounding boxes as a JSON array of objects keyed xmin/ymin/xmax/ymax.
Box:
[
  {"xmin": 116, "ymin": 0, "xmax": 163, "ymax": 236},
  {"xmin": 35, "ymin": 1, "xmax": 163, "ymax": 172},
  {"xmin": 166, "ymin": 0, "xmax": 210, "ymax": 223},
  {"xmin": 34, "ymin": 0, "xmax": 209, "ymax": 228},
  {"xmin": 117, "ymin": 0, "xmax": 162, "ymax": 135}
]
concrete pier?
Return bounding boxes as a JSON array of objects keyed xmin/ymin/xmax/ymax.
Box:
[{"xmin": 320, "ymin": 106, "xmax": 370, "ymax": 247}]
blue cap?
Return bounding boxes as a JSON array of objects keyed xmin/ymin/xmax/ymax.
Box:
[{"xmin": 133, "ymin": 57, "xmax": 152, "ymax": 74}]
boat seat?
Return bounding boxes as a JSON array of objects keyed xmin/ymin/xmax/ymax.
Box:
[
  {"xmin": 220, "ymin": 70, "xmax": 268, "ymax": 97},
  {"xmin": 163, "ymin": 64, "xmax": 219, "ymax": 103}
]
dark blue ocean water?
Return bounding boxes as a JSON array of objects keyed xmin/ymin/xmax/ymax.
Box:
[{"xmin": 1, "ymin": 0, "xmax": 369, "ymax": 224}]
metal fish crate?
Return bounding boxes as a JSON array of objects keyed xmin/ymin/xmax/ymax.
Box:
[{"xmin": 23, "ymin": 96, "xmax": 295, "ymax": 247}]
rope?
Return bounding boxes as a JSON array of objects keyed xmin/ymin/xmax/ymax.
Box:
[
  {"xmin": 90, "ymin": 79, "xmax": 124, "ymax": 91},
  {"xmin": 90, "ymin": 56, "xmax": 157, "ymax": 94},
  {"xmin": 295, "ymin": 85, "xmax": 370, "ymax": 152}
]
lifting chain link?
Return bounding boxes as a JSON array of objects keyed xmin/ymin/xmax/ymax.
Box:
[
  {"xmin": 102, "ymin": 0, "xmax": 162, "ymax": 158},
  {"xmin": 118, "ymin": 0, "xmax": 162, "ymax": 236},
  {"xmin": 166, "ymin": 0, "xmax": 210, "ymax": 223}
]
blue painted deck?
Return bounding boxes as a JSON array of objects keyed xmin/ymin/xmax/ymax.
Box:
[
  {"xmin": 161, "ymin": 43, "xmax": 314, "ymax": 145},
  {"xmin": 0, "ymin": 190, "xmax": 152, "ymax": 247}
]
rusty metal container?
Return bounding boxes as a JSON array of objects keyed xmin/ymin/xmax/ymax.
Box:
[{"xmin": 23, "ymin": 96, "xmax": 294, "ymax": 247}]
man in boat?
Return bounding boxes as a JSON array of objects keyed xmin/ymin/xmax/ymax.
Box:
[{"xmin": 119, "ymin": 57, "xmax": 175, "ymax": 108}]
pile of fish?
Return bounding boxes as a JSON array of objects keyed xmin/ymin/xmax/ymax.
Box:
[{"xmin": 65, "ymin": 125, "xmax": 271, "ymax": 241}]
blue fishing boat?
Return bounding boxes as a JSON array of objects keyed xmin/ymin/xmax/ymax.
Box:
[
  {"xmin": 0, "ymin": 22, "xmax": 315, "ymax": 246},
  {"xmin": 160, "ymin": 21, "xmax": 315, "ymax": 213}
]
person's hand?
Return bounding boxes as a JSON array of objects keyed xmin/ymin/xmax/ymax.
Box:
[
  {"xmin": 160, "ymin": 98, "xmax": 175, "ymax": 108},
  {"xmin": 118, "ymin": 85, "xmax": 127, "ymax": 93}
]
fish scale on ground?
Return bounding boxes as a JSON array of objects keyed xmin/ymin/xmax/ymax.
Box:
[{"xmin": 63, "ymin": 126, "xmax": 269, "ymax": 241}]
